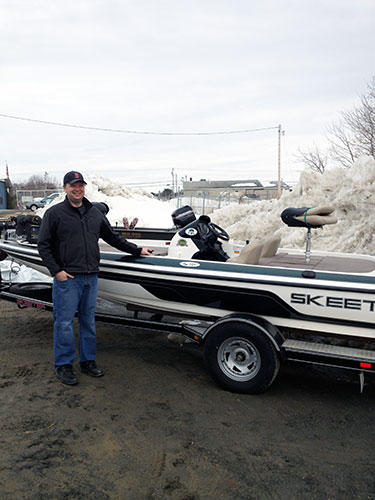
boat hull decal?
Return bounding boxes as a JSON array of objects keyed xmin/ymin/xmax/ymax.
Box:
[
  {"xmin": 98, "ymin": 268, "xmax": 375, "ymax": 330},
  {"xmin": 2, "ymin": 242, "xmax": 375, "ymax": 332}
]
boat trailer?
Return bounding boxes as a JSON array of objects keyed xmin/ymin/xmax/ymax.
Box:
[{"xmin": 1, "ymin": 280, "xmax": 375, "ymax": 394}]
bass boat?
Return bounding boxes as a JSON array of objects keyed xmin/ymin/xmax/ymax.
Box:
[{"xmin": 1, "ymin": 205, "xmax": 375, "ymax": 394}]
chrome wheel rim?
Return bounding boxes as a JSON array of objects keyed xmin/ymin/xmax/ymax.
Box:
[{"xmin": 217, "ymin": 336, "xmax": 260, "ymax": 381}]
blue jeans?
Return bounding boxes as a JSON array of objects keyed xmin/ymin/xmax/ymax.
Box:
[{"xmin": 52, "ymin": 273, "xmax": 98, "ymax": 368}]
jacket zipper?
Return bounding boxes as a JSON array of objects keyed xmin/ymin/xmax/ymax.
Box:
[{"xmin": 81, "ymin": 215, "xmax": 90, "ymax": 272}]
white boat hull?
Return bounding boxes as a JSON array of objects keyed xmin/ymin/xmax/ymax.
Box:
[{"xmin": 1, "ymin": 238, "xmax": 375, "ymax": 340}]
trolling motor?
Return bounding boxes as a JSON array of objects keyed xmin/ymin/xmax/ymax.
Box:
[
  {"xmin": 171, "ymin": 205, "xmax": 196, "ymax": 228},
  {"xmin": 281, "ymin": 206, "xmax": 337, "ymax": 263}
]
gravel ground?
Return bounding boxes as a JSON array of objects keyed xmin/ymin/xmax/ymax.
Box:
[{"xmin": 0, "ymin": 298, "xmax": 375, "ymax": 500}]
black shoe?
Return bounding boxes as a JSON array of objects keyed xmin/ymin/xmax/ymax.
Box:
[
  {"xmin": 56, "ymin": 364, "xmax": 78, "ymax": 385},
  {"xmin": 80, "ymin": 360, "xmax": 104, "ymax": 378}
]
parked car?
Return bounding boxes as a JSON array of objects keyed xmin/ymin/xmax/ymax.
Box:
[{"xmin": 26, "ymin": 193, "xmax": 61, "ymax": 211}]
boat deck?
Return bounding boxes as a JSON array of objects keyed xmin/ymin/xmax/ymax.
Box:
[
  {"xmin": 100, "ymin": 241, "xmax": 375, "ymax": 275},
  {"xmin": 259, "ymin": 253, "xmax": 375, "ymax": 273}
]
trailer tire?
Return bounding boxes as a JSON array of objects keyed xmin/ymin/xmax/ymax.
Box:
[
  {"xmin": 204, "ymin": 321, "xmax": 280, "ymax": 394},
  {"xmin": 9, "ymin": 282, "xmax": 53, "ymax": 302}
]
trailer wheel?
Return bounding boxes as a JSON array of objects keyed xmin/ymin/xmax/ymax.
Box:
[
  {"xmin": 204, "ymin": 321, "xmax": 280, "ymax": 394},
  {"xmin": 0, "ymin": 249, "xmax": 7, "ymax": 261},
  {"xmin": 9, "ymin": 282, "xmax": 53, "ymax": 302}
]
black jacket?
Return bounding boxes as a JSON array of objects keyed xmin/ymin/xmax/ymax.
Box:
[{"xmin": 38, "ymin": 197, "xmax": 141, "ymax": 276}]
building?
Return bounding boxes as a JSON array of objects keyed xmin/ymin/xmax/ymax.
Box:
[
  {"xmin": 180, "ymin": 178, "xmax": 291, "ymax": 215},
  {"xmin": 182, "ymin": 178, "xmax": 290, "ymax": 201}
]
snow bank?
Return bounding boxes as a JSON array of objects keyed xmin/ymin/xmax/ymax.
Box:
[
  {"xmin": 36, "ymin": 156, "xmax": 375, "ymax": 255},
  {"xmin": 211, "ymin": 156, "xmax": 375, "ymax": 255},
  {"xmin": 38, "ymin": 175, "xmax": 175, "ymax": 228}
]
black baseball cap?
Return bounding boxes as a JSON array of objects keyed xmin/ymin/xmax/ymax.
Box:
[{"xmin": 63, "ymin": 171, "xmax": 87, "ymax": 185}]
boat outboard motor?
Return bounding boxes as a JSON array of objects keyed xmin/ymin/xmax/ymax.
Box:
[
  {"xmin": 15, "ymin": 214, "xmax": 42, "ymax": 243},
  {"xmin": 179, "ymin": 215, "xmax": 230, "ymax": 262},
  {"xmin": 171, "ymin": 205, "xmax": 196, "ymax": 228},
  {"xmin": 281, "ymin": 206, "xmax": 337, "ymax": 263}
]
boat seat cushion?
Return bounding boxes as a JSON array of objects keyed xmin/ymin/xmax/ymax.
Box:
[
  {"xmin": 261, "ymin": 237, "xmax": 281, "ymax": 257},
  {"xmin": 281, "ymin": 206, "xmax": 337, "ymax": 228},
  {"xmin": 227, "ymin": 241, "xmax": 264, "ymax": 265}
]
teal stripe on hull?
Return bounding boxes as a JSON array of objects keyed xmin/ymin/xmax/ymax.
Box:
[{"xmin": 100, "ymin": 253, "xmax": 375, "ymax": 286}]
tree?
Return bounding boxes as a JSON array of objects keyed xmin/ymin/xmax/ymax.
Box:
[
  {"xmin": 296, "ymin": 144, "xmax": 328, "ymax": 174},
  {"xmin": 6, "ymin": 187, "xmax": 17, "ymax": 209},
  {"xmin": 14, "ymin": 173, "xmax": 58, "ymax": 190},
  {"xmin": 326, "ymin": 121, "xmax": 356, "ymax": 168},
  {"xmin": 159, "ymin": 187, "xmax": 173, "ymax": 200},
  {"xmin": 297, "ymin": 76, "xmax": 375, "ymax": 172},
  {"xmin": 328, "ymin": 77, "xmax": 375, "ymax": 168}
]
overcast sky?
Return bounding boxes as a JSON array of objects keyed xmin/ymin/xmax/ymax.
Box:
[{"xmin": 1, "ymin": 0, "xmax": 374, "ymax": 190}]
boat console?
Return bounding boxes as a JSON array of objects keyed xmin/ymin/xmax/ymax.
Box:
[{"xmin": 168, "ymin": 213, "xmax": 230, "ymax": 261}]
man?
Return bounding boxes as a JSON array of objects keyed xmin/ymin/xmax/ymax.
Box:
[{"xmin": 38, "ymin": 171, "xmax": 153, "ymax": 386}]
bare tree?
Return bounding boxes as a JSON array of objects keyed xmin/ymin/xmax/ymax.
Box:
[
  {"xmin": 15, "ymin": 173, "xmax": 59, "ymax": 190},
  {"xmin": 327, "ymin": 76, "xmax": 375, "ymax": 168},
  {"xmin": 297, "ymin": 76, "xmax": 375, "ymax": 172},
  {"xmin": 327, "ymin": 121, "xmax": 356, "ymax": 168},
  {"xmin": 296, "ymin": 144, "xmax": 328, "ymax": 174}
]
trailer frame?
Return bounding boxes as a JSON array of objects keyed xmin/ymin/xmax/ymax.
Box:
[{"xmin": 1, "ymin": 280, "xmax": 375, "ymax": 393}]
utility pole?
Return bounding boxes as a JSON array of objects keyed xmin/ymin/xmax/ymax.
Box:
[
  {"xmin": 277, "ymin": 125, "xmax": 285, "ymax": 199},
  {"xmin": 171, "ymin": 168, "xmax": 175, "ymax": 195}
]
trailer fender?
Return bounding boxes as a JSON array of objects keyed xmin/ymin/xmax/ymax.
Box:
[
  {"xmin": 8, "ymin": 282, "xmax": 53, "ymax": 302},
  {"xmin": 203, "ymin": 313, "xmax": 286, "ymax": 359}
]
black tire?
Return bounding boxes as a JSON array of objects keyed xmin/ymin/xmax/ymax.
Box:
[
  {"xmin": 29, "ymin": 204, "xmax": 38, "ymax": 211},
  {"xmin": 204, "ymin": 321, "xmax": 280, "ymax": 394},
  {"xmin": 9, "ymin": 282, "xmax": 53, "ymax": 302}
]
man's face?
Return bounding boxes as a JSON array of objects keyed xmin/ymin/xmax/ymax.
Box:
[{"xmin": 64, "ymin": 181, "xmax": 85, "ymax": 205}]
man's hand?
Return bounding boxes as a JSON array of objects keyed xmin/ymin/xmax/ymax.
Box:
[
  {"xmin": 140, "ymin": 248, "xmax": 153, "ymax": 256},
  {"xmin": 55, "ymin": 270, "xmax": 75, "ymax": 281}
]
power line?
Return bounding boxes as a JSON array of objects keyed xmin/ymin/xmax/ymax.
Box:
[
  {"xmin": 0, "ymin": 113, "xmax": 279, "ymax": 136},
  {"xmin": 125, "ymin": 180, "xmax": 172, "ymax": 187}
]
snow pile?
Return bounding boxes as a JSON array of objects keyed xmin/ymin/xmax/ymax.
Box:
[
  {"xmin": 84, "ymin": 176, "xmax": 175, "ymax": 227},
  {"xmin": 38, "ymin": 175, "xmax": 175, "ymax": 227},
  {"xmin": 36, "ymin": 157, "xmax": 375, "ymax": 255},
  {"xmin": 210, "ymin": 156, "xmax": 375, "ymax": 255}
]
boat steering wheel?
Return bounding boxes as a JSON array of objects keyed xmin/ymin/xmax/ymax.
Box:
[{"xmin": 209, "ymin": 222, "xmax": 230, "ymax": 241}]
